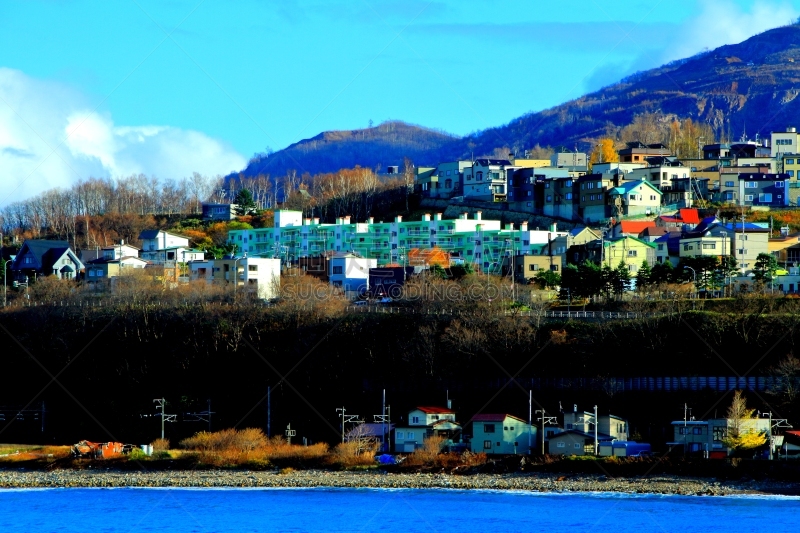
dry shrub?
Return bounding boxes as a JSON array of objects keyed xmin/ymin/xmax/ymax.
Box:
[
  {"xmin": 549, "ymin": 329, "xmax": 569, "ymax": 345},
  {"xmin": 151, "ymin": 438, "xmax": 170, "ymax": 451},
  {"xmin": 179, "ymin": 429, "xmax": 327, "ymax": 467},
  {"xmin": 331, "ymin": 441, "xmax": 377, "ymax": 468},
  {"xmin": 460, "ymin": 451, "xmax": 487, "ymax": 467},
  {"xmin": 405, "ymin": 435, "xmax": 445, "ymax": 466}
]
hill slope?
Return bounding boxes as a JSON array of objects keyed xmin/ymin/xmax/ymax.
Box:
[
  {"xmin": 234, "ymin": 25, "xmax": 800, "ymax": 180},
  {"xmin": 463, "ymin": 24, "xmax": 800, "ymax": 156},
  {"xmin": 231, "ymin": 121, "xmax": 462, "ymax": 179}
]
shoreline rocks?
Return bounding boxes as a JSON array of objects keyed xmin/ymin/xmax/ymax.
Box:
[{"xmin": 0, "ymin": 469, "xmax": 797, "ymax": 496}]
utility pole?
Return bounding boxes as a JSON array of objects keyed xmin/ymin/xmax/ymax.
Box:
[
  {"xmin": 374, "ymin": 390, "xmax": 391, "ymax": 453},
  {"xmin": 594, "ymin": 405, "xmax": 598, "ymax": 456},
  {"xmin": 153, "ymin": 398, "xmax": 176, "ymax": 440},
  {"xmin": 535, "ymin": 409, "xmax": 557, "ymax": 456},
  {"xmin": 285, "ymin": 424, "xmax": 296, "ymax": 445},
  {"xmin": 337, "ymin": 407, "xmax": 361, "ymax": 444}
]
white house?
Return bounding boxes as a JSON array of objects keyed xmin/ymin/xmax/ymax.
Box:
[
  {"xmin": 138, "ymin": 230, "xmax": 190, "ymax": 252},
  {"xmin": 393, "ymin": 406, "xmax": 461, "ymax": 453},
  {"xmin": 328, "ymin": 253, "xmax": 377, "ymax": 297}
]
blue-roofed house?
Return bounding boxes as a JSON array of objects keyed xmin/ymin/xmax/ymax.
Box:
[{"xmin": 607, "ymin": 179, "xmax": 662, "ymax": 218}]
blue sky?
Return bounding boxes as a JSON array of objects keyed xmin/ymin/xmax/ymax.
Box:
[{"xmin": 1, "ymin": 0, "xmax": 798, "ymax": 205}]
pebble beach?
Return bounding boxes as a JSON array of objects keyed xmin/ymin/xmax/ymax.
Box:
[{"xmin": 0, "ymin": 469, "xmax": 797, "ymax": 496}]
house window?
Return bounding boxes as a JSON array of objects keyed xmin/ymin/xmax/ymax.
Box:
[
  {"xmin": 484, "ymin": 440, "xmax": 492, "ymax": 450},
  {"xmin": 627, "ymin": 250, "xmax": 637, "ymax": 257},
  {"xmin": 411, "ymin": 416, "xmax": 419, "ymax": 424},
  {"xmin": 629, "ymin": 194, "xmax": 636, "ymax": 200},
  {"xmin": 529, "ymin": 264, "xmax": 538, "ymax": 271},
  {"xmin": 657, "ymin": 244, "xmax": 664, "ymax": 251},
  {"xmin": 650, "ymin": 195, "xmax": 657, "ymax": 201},
  {"xmin": 546, "ymin": 195, "xmax": 552, "ymax": 202},
  {"xmin": 692, "ymin": 427, "xmax": 703, "ymax": 435},
  {"xmin": 445, "ymin": 179, "xmax": 452, "ymax": 188},
  {"xmin": 550, "ymin": 265, "xmax": 559, "ymax": 271},
  {"xmin": 24, "ymin": 256, "xmax": 33, "ymax": 264},
  {"xmin": 787, "ymin": 159, "xmax": 795, "ymax": 164},
  {"xmin": 396, "ymin": 431, "xmax": 404, "ymax": 439},
  {"xmin": 759, "ymin": 193, "xmax": 773, "ymax": 203},
  {"xmin": 574, "ymin": 443, "xmax": 581, "ymax": 449},
  {"xmin": 679, "ymin": 427, "xmax": 689, "ymax": 435},
  {"xmin": 476, "ymin": 172, "xmax": 483, "ymax": 181},
  {"xmin": 557, "ymin": 442, "xmax": 565, "ymax": 448},
  {"xmin": 565, "ymin": 193, "xmax": 573, "ymax": 200},
  {"xmin": 744, "ymin": 182, "xmax": 758, "ymax": 188},
  {"xmin": 248, "ymin": 265, "xmax": 257, "ymax": 271},
  {"xmin": 484, "ymin": 424, "xmax": 496, "ymax": 433},
  {"xmin": 725, "ymin": 181, "xmax": 734, "ymax": 187},
  {"xmin": 407, "ymin": 432, "xmax": 415, "ymax": 440},
  {"xmin": 713, "ymin": 427, "xmax": 727, "ymax": 441},
  {"xmin": 332, "ymin": 266, "xmax": 343, "ymax": 274}
]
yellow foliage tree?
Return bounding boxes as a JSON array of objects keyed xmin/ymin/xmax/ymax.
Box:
[
  {"xmin": 721, "ymin": 390, "xmax": 767, "ymax": 453},
  {"xmin": 589, "ymin": 138, "xmax": 619, "ymax": 168}
]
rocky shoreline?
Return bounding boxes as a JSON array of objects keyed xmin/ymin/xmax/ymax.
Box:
[{"xmin": 0, "ymin": 469, "xmax": 798, "ymax": 496}]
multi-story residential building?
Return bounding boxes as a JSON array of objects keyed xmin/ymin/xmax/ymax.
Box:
[
  {"xmin": 463, "ymin": 159, "xmax": 516, "ymax": 202},
  {"xmin": 626, "ymin": 159, "xmax": 692, "ymax": 192},
  {"xmin": 678, "ymin": 218, "xmax": 734, "ymax": 261},
  {"xmin": 202, "ymin": 202, "xmax": 238, "ymax": 221},
  {"xmin": 618, "ymin": 142, "xmax": 671, "ymax": 163},
  {"xmin": 576, "ymin": 173, "xmax": 615, "ymax": 223},
  {"xmin": 328, "ymin": 253, "xmax": 377, "ymax": 296},
  {"xmin": 771, "ymin": 127, "xmax": 800, "ymax": 158},
  {"xmin": 542, "ymin": 176, "xmax": 579, "ymax": 219},
  {"xmin": 550, "ymin": 151, "xmax": 588, "ymax": 170},
  {"xmin": 737, "ymin": 173, "xmax": 790, "ymax": 207},
  {"xmin": 415, "ymin": 160, "xmax": 472, "ymax": 199},
  {"xmin": 727, "ymin": 221, "xmax": 770, "ymax": 274}
]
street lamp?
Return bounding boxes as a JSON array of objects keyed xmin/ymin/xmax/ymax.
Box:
[{"xmin": 720, "ymin": 231, "xmax": 727, "ymax": 297}]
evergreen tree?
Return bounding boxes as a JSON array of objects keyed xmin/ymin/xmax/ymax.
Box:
[
  {"xmin": 614, "ymin": 260, "xmax": 631, "ymax": 295},
  {"xmin": 650, "ymin": 261, "xmax": 675, "ymax": 285},
  {"xmin": 234, "ymin": 188, "xmax": 257, "ymax": 215},
  {"xmin": 636, "ymin": 260, "xmax": 652, "ymax": 289},
  {"xmin": 534, "ymin": 269, "xmax": 561, "ymax": 289},
  {"xmin": 752, "ymin": 252, "xmax": 779, "ymax": 283}
]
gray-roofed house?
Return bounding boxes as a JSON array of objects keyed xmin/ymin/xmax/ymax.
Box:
[{"xmin": 10, "ymin": 240, "xmax": 84, "ymax": 283}]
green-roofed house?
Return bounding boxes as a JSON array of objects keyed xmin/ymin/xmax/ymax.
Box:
[
  {"xmin": 607, "ymin": 179, "xmax": 662, "ymax": 218},
  {"xmin": 602, "ymin": 236, "xmax": 656, "ymax": 274}
]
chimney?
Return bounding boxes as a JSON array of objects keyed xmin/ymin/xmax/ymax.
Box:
[
  {"xmin": 461, "ymin": 212, "xmax": 468, "ymax": 220},
  {"xmin": 423, "ymin": 213, "xmax": 431, "ymax": 221},
  {"xmin": 304, "ymin": 218, "xmax": 311, "ymax": 226},
  {"xmin": 368, "ymin": 217, "xmax": 374, "ymax": 224},
  {"xmin": 343, "ymin": 216, "xmax": 351, "ymax": 224},
  {"xmin": 506, "ymin": 223, "xmax": 514, "ymax": 231},
  {"xmin": 434, "ymin": 213, "xmax": 442, "ymax": 221},
  {"xmin": 395, "ymin": 215, "xmax": 403, "ymax": 223},
  {"xmin": 520, "ymin": 221, "xmax": 528, "ymax": 231},
  {"xmin": 336, "ymin": 217, "xmax": 342, "ymax": 225},
  {"xmin": 475, "ymin": 211, "xmax": 482, "ymax": 220},
  {"xmin": 313, "ymin": 218, "xmax": 319, "ymax": 225}
]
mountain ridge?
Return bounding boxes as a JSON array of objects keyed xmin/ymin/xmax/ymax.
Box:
[{"xmin": 230, "ymin": 24, "xmax": 800, "ymax": 181}]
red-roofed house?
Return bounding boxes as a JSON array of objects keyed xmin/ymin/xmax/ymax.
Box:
[
  {"xmin": 470, "ymin": 414, "xmax": 534, "ymax": 455},
  {"xmin": 394, "ymin": 406, "xmax": 461, "ymax": 452},
  {"xmin": 783, "ymin": 430, "xmax": 800, "ymax": 458},
  {"xmin": 656, "ymin": 208, "xmax": 700, "ymax": 229},
  {"xmin": 611, "ymin": 220, "xmax": 656, "ymax": 238}
]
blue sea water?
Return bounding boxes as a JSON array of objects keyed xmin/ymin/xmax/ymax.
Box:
[{"xmin": 0, "ymin": 488, "xmax": 798, "ymax": 532}]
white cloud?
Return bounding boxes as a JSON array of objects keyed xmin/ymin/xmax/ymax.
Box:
[
  {"xmin": 666, "ymin": 0, "xmax": 800, "ymax": 63},
  {"xmin": 0, "ymin": 68, "xmax": 246, "ymax": 207}
]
